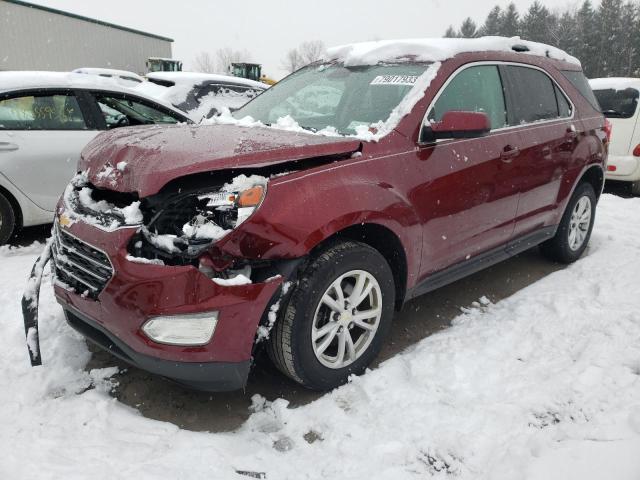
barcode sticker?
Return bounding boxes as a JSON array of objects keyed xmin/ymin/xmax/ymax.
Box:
[{"xmin": 370, "ymin": 75, "xmax": 419, "ymax": 86}]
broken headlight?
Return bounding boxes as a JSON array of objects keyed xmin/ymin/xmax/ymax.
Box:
[{"xmin": 132, "ymin": 178, "xmax": 267, "ymax": 262}]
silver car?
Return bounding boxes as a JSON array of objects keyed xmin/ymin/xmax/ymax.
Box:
[{"xmin": 0, "ymin": 72, "xmax": 191, "ymax": 244}]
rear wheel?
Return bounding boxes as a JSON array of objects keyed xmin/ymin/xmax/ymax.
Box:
[
  {"xmin": 267, "ymin": 241, "xmax": 395, "ymax": 390},
  {"xmin": 631, "ymin": 181, "xmax": 640, "ymax": 196},
  {"xmin": 540, "ymin": 182, "xmax": 596, "ymax": 263},
  {"xmin": 0, "ymin": 193, "xmax": 16, "ymax": 245}
]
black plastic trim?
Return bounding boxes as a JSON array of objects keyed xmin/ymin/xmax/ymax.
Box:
[
  {"xmin": 62, "ymin": 305, "xmax": 250, "ymax": 392},
  {"xmin": 407, "ymin": 226, "xmax": 556, "ymax": 300}
]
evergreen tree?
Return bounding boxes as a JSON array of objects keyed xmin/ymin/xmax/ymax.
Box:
[
  {"xmin": 480, "ymin": 6, "xmax": 502, "ymax": 36},
  {"xmin": 574, "ymin": 0, "xmax": 599, "ymax": 77},
  {"xmin": 595, "ymin": 0, "xmax": 624, "ymax": 76},
  {"xmin": 618, "ymin": 2, "xmax": 638, "ymax": 76},
  {"xmin": 554, "ymin": 11, "xmax": 578, "ymax": 55},
  {"xmin": 499, "ymin": 3, "xmax": 521, "ymax": 37},
  {"xmin": 442, "ymin": 0, "xmax": 640, "ymax": 78},
  {"xmin": 460, "ymin": 17, "xmax": 478, "ymax": 38},
  {"xmin": 520, "ymin": 2, "xmax": 557, "ymax": 43},
  {"xmin": 444, "ymin": 25, "xmax": 458, "ymax": 38}
]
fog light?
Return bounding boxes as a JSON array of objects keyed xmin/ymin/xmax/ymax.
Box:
[{"xmin": 142, "ymin": 312, "xmax": 218, "ymax": 346}]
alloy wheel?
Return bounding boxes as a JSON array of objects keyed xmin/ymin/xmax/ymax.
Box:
[
  {"xmin": 311, "ymin": 270, "xmax": 382, "ymax": 369},
  {"xmin": 568, "ymin": 196, "xmax": 592, "ymax": 251}
]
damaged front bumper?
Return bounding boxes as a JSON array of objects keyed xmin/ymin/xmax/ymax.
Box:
[{"xmin": 22, "ymin": 218, "xmax": 292, "ymax": 391}]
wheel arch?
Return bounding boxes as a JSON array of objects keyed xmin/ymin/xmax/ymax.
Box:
[
  {"xmin": 310, "ymin": 222, "xmax": 408, "ymax": 310},
  {"xmin": 579, "ymin": 164, "xmax": 605, "ymax": 200},
  {"xmin": 0, "ymin": 183, "xmax": 23, "ymax": 230}
]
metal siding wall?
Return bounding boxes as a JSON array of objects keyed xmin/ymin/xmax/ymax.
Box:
[{"xmin": 0, "ymin": 1, "xmax": 172, "ymax": 74}]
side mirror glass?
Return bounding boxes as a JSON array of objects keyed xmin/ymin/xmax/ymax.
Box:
[{"xmin": 421, "ymin": 111, "xmax": 491, "ymax": 143}]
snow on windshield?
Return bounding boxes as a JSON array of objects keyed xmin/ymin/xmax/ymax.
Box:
[{"xmin": 214, "ymin": 62, "xmax": 441, "ymax": 142}]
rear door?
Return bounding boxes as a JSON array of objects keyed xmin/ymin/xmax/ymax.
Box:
[
  {"xmin": 501, "ymin": 64, "xmax": 577, "ymax": 239},
  {"xmin": 415, "ymin": 64, "xmax": 521, "ymax": 275},
  {"xmin": 0, "ymin": 90, "xmax": 99, "ymax": 211}
]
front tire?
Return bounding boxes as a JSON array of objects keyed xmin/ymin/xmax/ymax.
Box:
[
  {"xmin": 540, "ymin": 182, "xmax": 596, "ymax": 263},
  {"xmin": 267, "ymin": 241, "xmax": 395, "ymax": 390},
  {"xmin": 0, "ymin": 193, "xmax": 16, "ymax": 245}
]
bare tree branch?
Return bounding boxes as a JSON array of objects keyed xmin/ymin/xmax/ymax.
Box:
[{"xmin": 192, "ymin": 51, "xmax": 216, "ymax": 73}]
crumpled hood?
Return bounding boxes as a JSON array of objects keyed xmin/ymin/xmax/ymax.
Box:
[{"xmin": 80, "ymin": 124, "xmax": 361, "ymax": 197}]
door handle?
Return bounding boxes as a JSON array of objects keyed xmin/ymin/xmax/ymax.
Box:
[
  {"xmin": 0, "ymin": 142, "xmax": 19, "ymax": 152},
  {"xmin": 500, "ymin": 145, "xmax": 520, "ymax": 162}
]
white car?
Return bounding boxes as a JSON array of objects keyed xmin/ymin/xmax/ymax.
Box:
[
  {"xmin": 72, "ymin": 68, "xmax": 145, "ymax": 87},
  {"xmin": 140, "ymin": 72, "xmax": 267, "ymax": 121},
  {"xmin": 0, "ymin": 71, "xmax": 191, "ymax": 244},
  {"xmin": 589, "ymin": 77, "xmax": 640, "ymax": 195}
]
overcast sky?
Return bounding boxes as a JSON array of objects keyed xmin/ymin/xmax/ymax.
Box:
[{"xmin": 30, "ymin": 0, "xmax": 555, "ymax": 79}]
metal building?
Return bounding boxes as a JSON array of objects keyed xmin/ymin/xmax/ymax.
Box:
[{"xmin": 0, "ymin": 0, "xmax": 174, "ymax": 74}]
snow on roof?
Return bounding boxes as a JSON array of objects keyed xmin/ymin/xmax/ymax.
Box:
[
  {"xmin": 0, "ymin": 71, "xmax": 186, "ymax": 115},
  {"xmin": 589, "ymin": 77, "xmax": 640, "ymax": 91},
  {"xmin": 72, "ymin": 68, "xmax": 144, "ymax": 82},
  {"xmin": 146, "ymin": 72, "xmax": 267, "ymax": 90},
  {"xmin": 325, "ymin": 36, "xmax": 580, "ymax": 67}
]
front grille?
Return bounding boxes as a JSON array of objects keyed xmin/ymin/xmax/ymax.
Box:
[{"xmin": 51, "ymin": 222, "xmax": 113, "ymax": 299}]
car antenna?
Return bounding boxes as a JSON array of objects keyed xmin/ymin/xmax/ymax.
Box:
[{"xmin": 511, "ymin": 44, "xmax": 530, "ymax": 53}]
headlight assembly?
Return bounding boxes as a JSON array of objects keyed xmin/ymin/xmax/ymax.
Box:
[{"xmin": 133, "ymin": 177, "xmax": 267, "ymax": 260}]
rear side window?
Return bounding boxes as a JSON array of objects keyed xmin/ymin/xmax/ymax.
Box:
[
  {"xmin": 561, "ymin": 70, "xmax": 601, "ymax": 112},
  {"xmin": 428, "ymin": 65, "xmax": 507, "ymax": 130},
  {"xmin": 504, "ymin": 66, "xmax": 560, "ymax": 124},
  {"xmin": 0, "ymin": 94, "xmax": 87, "ymax": 130},
  {"xmin": 593, "ymin": 88, "xmax": 639, "ymax": 118}
]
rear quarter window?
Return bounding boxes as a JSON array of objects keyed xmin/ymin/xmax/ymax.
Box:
[{"xmin": 561, "ymin": 70, "xmax": 601, "ymax": 112}]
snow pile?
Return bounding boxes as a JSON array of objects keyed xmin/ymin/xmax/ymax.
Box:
[
  {"xmin": 138, "ymin": 72, "xmax": 267, "ymax": 122},
  {"xmin": 63, "ymin": 172, "xmax": 143, "ymax": 229},
  {"xmin": 326, "ymin": 36, "xmax": 580, "ymax": 67},
  {"xmin": 182, "ymin": 221, "xmax": 229, "ymax": 241},
  {"xmin": 2, "ymin": 194, "xmax": 640, "ymax": 479}
]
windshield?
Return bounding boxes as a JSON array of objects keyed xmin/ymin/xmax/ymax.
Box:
[
  {"xmin": 593, "ymin": 87, "xmax": 639, "ymax": 118},
  {"xmin": 234, "ymin": 62, "xmax": 430, "ymax": 135}
]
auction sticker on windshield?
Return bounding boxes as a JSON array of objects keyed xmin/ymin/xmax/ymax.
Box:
[{"xmin": 370, "ymin": 75, "xmax": 419, "ymax": 86}]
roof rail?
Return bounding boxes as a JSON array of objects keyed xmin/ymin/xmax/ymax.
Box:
[{"xmin": 511, "ymin": 44, "xmax": 530, "ymax": 53}]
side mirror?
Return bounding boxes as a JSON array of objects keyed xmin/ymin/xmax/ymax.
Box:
[{"xmin": 421, "ymin": 111, "xmax": 491, "ymax": 142}]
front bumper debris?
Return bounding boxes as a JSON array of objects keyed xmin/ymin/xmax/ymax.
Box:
[{"xmin": 21, "ymin": 239, "xmax": 53, "ymax": 366}]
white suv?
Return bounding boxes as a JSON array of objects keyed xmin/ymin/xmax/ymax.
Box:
[{"xmin": 590, "ymin": 77, "xmax": 640, "ymax": 195}]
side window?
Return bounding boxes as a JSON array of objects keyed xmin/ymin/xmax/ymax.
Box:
[
  {"xmin": 505, "ymin": 66, "xmax": 559, "ymax": 124},
  {"xmin": 95, "ymin": 94, "xmax": 182, "ymax": 129},
  {"xmin": 555, "ymin": 85, "xmax": 573, "ymax": 118},
  {"xmin": 0, "ymin": 94, "xmax": 87, "ymax": 130},
  {"xmin": 428, "ymin": 65, "xmax": 507, "ymax": 130}
]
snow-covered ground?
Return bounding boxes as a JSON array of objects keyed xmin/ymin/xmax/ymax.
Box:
[{"xmin": 1, "ymin": 194, "xmax": 639, "ymax": 479}]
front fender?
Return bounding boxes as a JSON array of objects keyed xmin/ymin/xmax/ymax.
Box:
[{"xmin": 215, "ymin": 167, "xmax": 422, "ymax": 280}]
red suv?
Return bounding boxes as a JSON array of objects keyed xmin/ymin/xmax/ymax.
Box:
[{"xmin": 23, "ymin": 38, "xmax": 607, "ymax": 391}]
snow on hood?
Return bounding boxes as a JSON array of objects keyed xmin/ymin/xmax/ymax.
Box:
[
  {"xmin": 325, "ymin": 36, "xmax": 580, "ymax": 67},
  {"xmin": 80, "ymin": 123, "xmax": 361, "ymax": 196}
]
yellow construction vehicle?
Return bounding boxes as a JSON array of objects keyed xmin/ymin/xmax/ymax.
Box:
[{"xmin": 231, "ymin": 62, "xmax": 277, "ymax": 86}]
